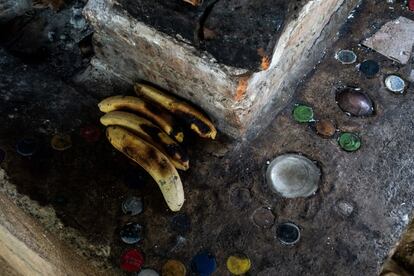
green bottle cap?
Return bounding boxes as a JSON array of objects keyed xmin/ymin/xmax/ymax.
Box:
[
  {"xmin": 292, "ymin": 104, "xmax": 314, "ymax": 123},
  {"xmin": 338, "ymin": 132, "xmax": 361, "ymax": 152}
]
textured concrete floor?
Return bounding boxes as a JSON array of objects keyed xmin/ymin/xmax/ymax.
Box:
[{"xmin": 0, "ymin": 1, "xmax": 414, "ymax": 275}]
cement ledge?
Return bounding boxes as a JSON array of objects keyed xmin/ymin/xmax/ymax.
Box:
[{"xmin": 84, "ymin": 0, "xmax": 359, "ymax": 139}]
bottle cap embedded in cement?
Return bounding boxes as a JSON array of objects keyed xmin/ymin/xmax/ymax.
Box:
[
  {"xmin": 359, "ymin": 60, "xmax": 379, "ymax": 78},
  {"xmin": 137, "ymin": 268, "xmax": 159, "ymax": 276},
  {"xmin": 266, "ymin": 154, "xmax": 320, "ymax": 198},
  {"xmin": 226, "ymin": 253, "xmax": 251, "ymax": 275},
  {"xmin": 122, "ymin": 196, "xmax": 143, "ymax": 216},
  {"xmin": 191, "ymin": 251, "xmax": 217, "ymax": 275},
  {"xmin": 16, "ymin": 138, "xmax": 37, "ymax": 157},
  {"xmin": 276, "ymin": 222, "xmax": 301, "ymax": 246},
  {"xmin": 335, "ymin": 49, "xmax": 357, "ymax": 64},
  {"xmin": 162, "ymin": 259, "xmax": 186, "ymax": 276},
  {"xmin": 385, "ymin": 75, "xmax": 405, "ymax": 93},
  {"xmin": 120, "ymin": 248, "xmax": 144, "ymax": 272},
  {"xmin": 120, "ymin": 222, "xmax": 144, "ymax": 244}
]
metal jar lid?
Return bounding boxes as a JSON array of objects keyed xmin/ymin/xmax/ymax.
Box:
[{"xmin": 266, "ymin": 154, "xmax": 320, "ymax": 198}]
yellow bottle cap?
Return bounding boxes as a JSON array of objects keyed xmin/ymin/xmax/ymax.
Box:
[
  {"xmin": 161, "ymin": 259, "xmax": 186, "ymax": 276},
  {"xmin": 226, "ymin": 254, "xmax": 251, "ymax": 275},
  {"xmin": 51, "ymin": 134, "xmax": 72, "ymax": 151}
]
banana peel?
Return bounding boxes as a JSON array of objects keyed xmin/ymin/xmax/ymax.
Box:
[
  {"xmin": 106, "ymin": 126, "xmax": 184, "ymax": 211},
  {"xmin": 100, "ymin": 111, "xmax": 189, "ymax": 171},
  {"xmin": 98, "ymin": 95, "xmax": 184, "ymax": 143},
  {"xmin": 134, "ymin": 83, "xmax": 217, "ymax": 139}
]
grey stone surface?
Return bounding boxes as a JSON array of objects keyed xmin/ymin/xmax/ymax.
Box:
[
  {"xmin": 84, "ymin": 0, "xmax": 359, "ymax": 138},
  {"xmin": 0, "ymin": 0, "xmax": 32, "ymax": 23},
  {"xmin": 363, "ymin": 16, "xmax": 414, "ymax": 64}
]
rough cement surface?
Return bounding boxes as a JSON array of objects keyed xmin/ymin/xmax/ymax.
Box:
[{"xmin": 1, "ymin": 1, "xmax": 414, "ymax": 275}]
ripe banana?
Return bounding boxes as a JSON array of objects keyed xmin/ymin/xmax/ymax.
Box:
[
  {"xmin": 100, "ymin": 111, "xmax": 189, "ymax": 171},
  {"xmin": 98, "ymin": 95, "xmax": 184, "ymax": 143},
  {"xmin": 134, "ymin": 83, "xmax": 217, "ymax": 139},
  {"xmin": 106, "ymin": 126, "xmax": 184, "ymax": 211}
]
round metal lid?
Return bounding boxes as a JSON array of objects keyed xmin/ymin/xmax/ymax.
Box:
[{"xmin": 266, "ymin": 154, "xmax": 320, "ymax": 198}]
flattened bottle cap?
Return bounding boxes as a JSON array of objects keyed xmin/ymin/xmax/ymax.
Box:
[
  {"xmin": 191, "ymin": 251, "xmax": 217, "ymax": 275},
  {"xmin": 385, "ymin": 75, "xmax": 405, "ymax": 93},
  {"xmin": 276, "ymin": 222, "xmax": 301, "ymax": 246},
  {"xmin": 226, "ymin": 253, "xmax": 251, "ymax": 275},
  {"xmin": 137, "ymin": 268, "xmax": 159, "ymax": 276},
  {"xmin": 338, "ymin": 132, "xmax": 361, "ymax": 152},
  {"xmin": 51, "ymin": 134, "xmax": 72, "ymax": 151},
  {"xmin": 120, "ymin": 222, "xmax": 144, "ymax": 244},
  {"xmin": 315, "ymin": 119, "xmax": 336, "ymax": 138},
  {"xmin": 252, "ymin": 207, "xmax": 275, "ymax": 228},
  {"xmin": 359, "ymin": 60, "xmax": 379, "ymax": 77},
  {"xmin": 16, "ymin": 138, "xmax": 37, "ymax": 157},
  {"xmin": 292, "ymin": 104, "xmax": 314, "ymax": 123},
  {"xmin": 122, "ymin": 196, "xmax": 143, "ymax": 216},
  {"xmin": 162, "ymin": 259, "xmax": 187, "ymax": 276},
  {"xmin": 335, "ymin": 49, "xmax": 357, "ymax": 64},
  {"xmin": 120, "ymin": 248, "xmax": 144, "ymax": 272}
]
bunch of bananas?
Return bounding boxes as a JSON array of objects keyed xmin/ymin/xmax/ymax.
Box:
[{"xmin": 98, "ymin": 83, "xmax": 217, "ymax": 212}]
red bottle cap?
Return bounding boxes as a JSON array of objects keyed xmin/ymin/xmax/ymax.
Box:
[
  {"xmin": 120, "ymin": 248, "xmax": 144, "ymax": 272},
  {"xmin": 80, "ymin": 125, "xmax": 101, "ymax": 143}
]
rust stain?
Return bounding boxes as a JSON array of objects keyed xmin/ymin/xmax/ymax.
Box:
[
  {"xmin": 257, "ymin": 48, "xmax": 270, "ymax": 70},
  {"xmin": 182, "ymin": 0, "xmax": 202, "ymax": 6},
  {"xmin": 234, "ymin": 76, "xmax": 250, "ymax": 102},
  {"xmin": 261, "ymin": 56, "xmax": 270, "ymax": 70}
]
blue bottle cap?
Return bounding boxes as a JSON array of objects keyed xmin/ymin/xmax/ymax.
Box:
[
  {"xmin": 191, "ymin": 251, "xmax": 217, "ymax": 275},
  {"xmin": 120, "ymin": 222, "xmax": 144, "ymax": 244},
  {"xmin": 359, "ymin": 60, "xmax": 379, "ymax": 77},
  {"xmin": 122, "ymin": 196, "xmax": 143, "ymax": 216},
  {"xmin": 16, "ymin": 138, "xmax": 37, "ymax": 157}
]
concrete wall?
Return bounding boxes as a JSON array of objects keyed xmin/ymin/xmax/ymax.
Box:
[{"xmin": 84, "ymin": 0, "xmax": 359, "ymax": 138}]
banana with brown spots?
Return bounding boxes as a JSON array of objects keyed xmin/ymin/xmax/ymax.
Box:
[
  {"xmin": 98, "ymin": 95, "xmax": 184, "ymax": 143},
  {"xmin": 100, "ymin": 111, "xmax": 189, "ymax": 171},
  {"xmin": 134, "ymin": 83, "xmax": 217, "ymax": 139},
  {"xmin": 106, "ymin": 126, "xmax": 184, "ymax": 211}
]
